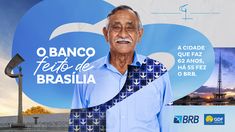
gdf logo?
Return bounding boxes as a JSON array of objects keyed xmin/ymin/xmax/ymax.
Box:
[
  {"xmin": 204, "ymin": 114, "xmax": 225, "ymax": 125},
  {"xmin": 174, "ymin": 115, "xmax": 199, "ymax": 124}
]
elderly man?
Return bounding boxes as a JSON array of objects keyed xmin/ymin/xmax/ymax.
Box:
[{"xmin": 71, "ymin": 5, "xmax": 172, "ymax": 132}]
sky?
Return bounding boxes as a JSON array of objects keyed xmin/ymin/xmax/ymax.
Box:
[
  {"xmin": 0, "ymin": 0, "xmax": 42, "ymax": 59},
  {"xmin": 203, "ymin": 48, "xmax": 235, "ymax": 89},
  {"xmin": 0, "ymin": 0, "xmax": 69, "ymax": 116}
]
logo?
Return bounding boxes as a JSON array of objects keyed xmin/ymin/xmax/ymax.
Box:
[
  {"xmin": 174, "ymin": 115, "xmax": 183, "ymax": 123},
  {"xmin": 179, "ymin": 4, "xmax": 192, "ymax": 20},
  {"xmin": 174, "ymin": 115, "xmax": 199, "ymax": 124},
  {"xmin": 151, "ymin": 3, "xmax": 220, "ymax": 21},
  {"xmin": 204, "ymin": 114, "xmax": 225, "ymax": 125}
]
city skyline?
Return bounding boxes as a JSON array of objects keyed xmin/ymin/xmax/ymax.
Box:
[
  {"xmin": 204, "ymin": 48, "xmax": 235, "ymax": 89},
  {"xmin": 174, "ymin": 48, "xmax": 235, "ymax": 105}
]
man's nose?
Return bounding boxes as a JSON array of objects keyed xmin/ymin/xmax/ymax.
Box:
[{"xmin": 118, "ymin": 28, "xmax": 129, "ymax": 37}]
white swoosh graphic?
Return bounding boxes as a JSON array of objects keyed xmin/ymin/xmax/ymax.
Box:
[
  {"xmin": 49, "ymin": 19, "xmax": 107, "ymax": 40},
  {"xmin": 148, "ymin": 52, "xmax": 175, "ymax": 70}
]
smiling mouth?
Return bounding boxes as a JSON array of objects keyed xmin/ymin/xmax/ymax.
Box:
[
  {"xmin": 115, "ymin": 38, "xmax": 132, "ymax": 44},
  {"xmin": 116, "ymin": 40, "xmax": 131, "ymax": 44}
]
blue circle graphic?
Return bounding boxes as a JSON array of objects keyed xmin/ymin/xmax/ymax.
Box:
[
  {"xmin": 137, "ymin": 24, "xmax": 215, "ymax": 100},
  {"xmin": 12, "ymin": 0, "xmax": 114, "ymax": 108}
]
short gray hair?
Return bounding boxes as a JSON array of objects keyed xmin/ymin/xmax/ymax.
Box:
[{"xmin": 106, "ymin": 5, "xmax": 143, "ymax": 29}]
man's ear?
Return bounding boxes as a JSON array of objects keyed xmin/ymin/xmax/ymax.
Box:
[
  {"xmin": 103, "ymin": 27, "xmax": 109, "ymax": 42},
  {"xmin": 137, "ymin": 28, "xmax": 144, "ymax": 43}
]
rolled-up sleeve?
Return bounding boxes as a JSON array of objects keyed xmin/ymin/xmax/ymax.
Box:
[
  {"xmin": 71, "ymin": 71, "xmax": 88, "ymax": 109},
  {"xmin": 71, "ymin": 84, "xmax": 83, "ymax": 109}
]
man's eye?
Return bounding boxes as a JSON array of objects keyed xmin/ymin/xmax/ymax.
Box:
[
  {"xmin": 111, "ymin": 26, "xmax": 121, "ymax": 31},
  {"xmin": 127, "ymin": 26, "xmax": 135, "ymax": 30},
  {"xmin": 126, "ymin": 26, "xmax": 137, "ymax": 31}
]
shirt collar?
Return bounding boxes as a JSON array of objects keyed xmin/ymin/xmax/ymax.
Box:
[{"xmin": 103, "ymin": 52, "xmax": 142, "ymax": 68}]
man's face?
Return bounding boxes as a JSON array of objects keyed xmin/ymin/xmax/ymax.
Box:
[{"xmin": 103, "ymin": 9, "xmax": 143, "ymax": 54}]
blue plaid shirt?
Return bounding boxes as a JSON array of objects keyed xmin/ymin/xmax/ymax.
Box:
[{"xmin": 71, "ymin": 52, "xmax": 173, "ymax": 132}]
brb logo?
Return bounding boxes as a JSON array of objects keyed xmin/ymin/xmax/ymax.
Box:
[
  {"xmin": 174, "ymin": 115, "xmax": 199, "ymax": 124},
  {"xmin": 204, "ymin": 114, "xmax": 225, "ymax": 125}
]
